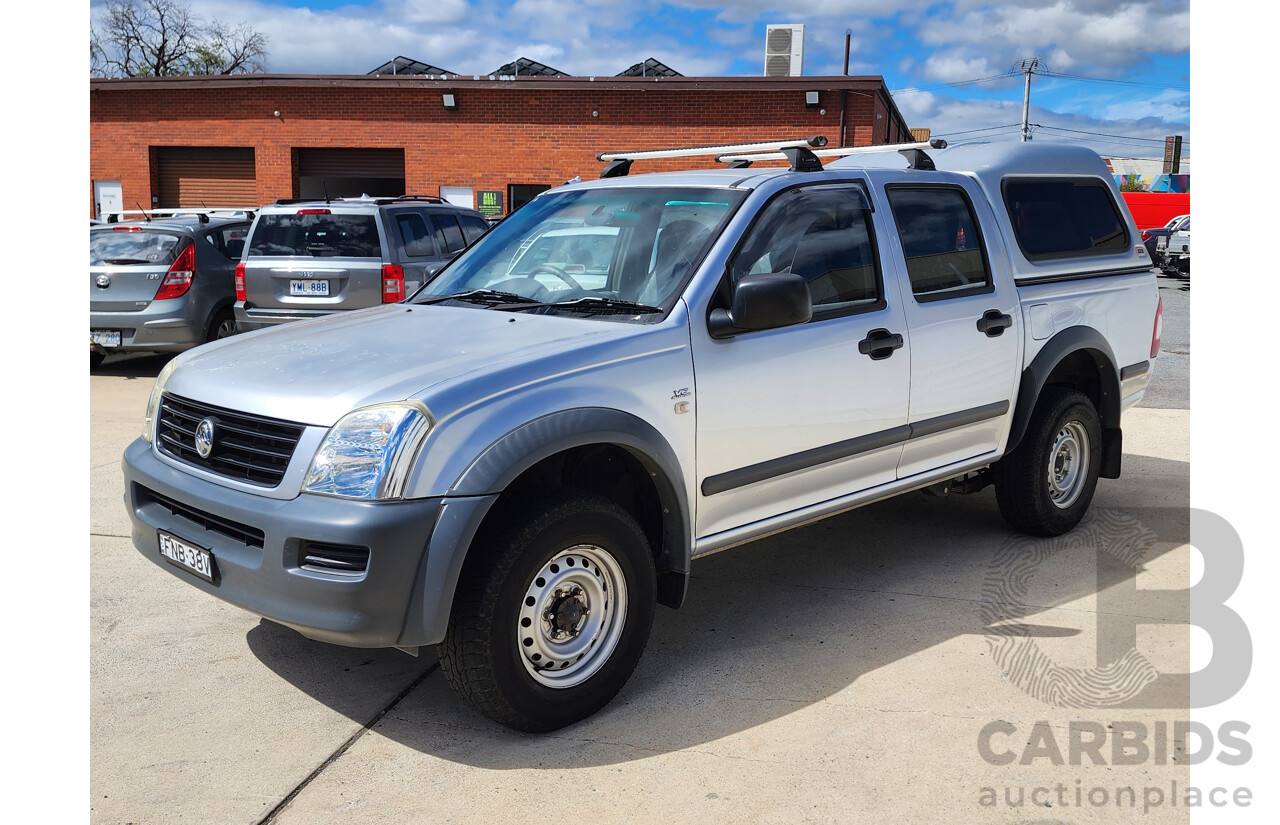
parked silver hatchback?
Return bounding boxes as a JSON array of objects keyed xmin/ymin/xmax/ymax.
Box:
[
  {"xmin": 90, "ymin": 210, "xmax": 253, "ymax": 369},
  {"xmin": 235, "ymin": 196, "xmax": 490, "ymax": 331}
]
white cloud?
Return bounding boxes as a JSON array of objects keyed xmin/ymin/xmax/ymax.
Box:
[{"xmin": 87, "ymin": 1, "xmax": 1189, "ymax": 141}]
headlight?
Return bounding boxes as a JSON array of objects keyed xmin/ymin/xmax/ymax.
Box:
[
  {"xmin": 302, "ymin": 402, "xmax": 434, "ymax": 500},
  {"xmin": 141, "ymin": 358, "xmax": 178, "ymax": 444}
]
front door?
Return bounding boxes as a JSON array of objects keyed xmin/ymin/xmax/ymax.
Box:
[{"xmin": 692, "ymin": 183, "xmax": 913, "ymax": 539}]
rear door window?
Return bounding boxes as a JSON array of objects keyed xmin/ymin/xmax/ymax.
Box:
[
  {"xmin": 205, "ymin": 224, "xmax": 250, "ymax": 259},
  {"xmin": 886, "ymin": 186, "xmax": 992, "ymax": 301},
  {"xmin": 1002, "ymin": 178, "xmax": 1129, "ymax": 260},
  {"xmin": 431, "ymin": 214, "xmax": 466, "ymax": 254},
  {"xmin": 394, "ymin": 213, "xmax": 436, "ymax": 258},
  {"xmin": 248, "ymin": 213, "xmax": 382, "ymax": 257},
  {"xmin": 459, "ymin": 214, "xmax": 489, "ymax": 244}
]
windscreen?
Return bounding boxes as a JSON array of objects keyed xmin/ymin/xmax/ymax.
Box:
[
  {"xmin": 248, "ymin": 213, "xmax": 382, "ymax": 257},
  {"xmin": 90, "ymin": 229, "xmax": 183, "ymax": 266},
  {"xmin": 417, "ymin": 186, "xmax": 744, "ymax": 314}
]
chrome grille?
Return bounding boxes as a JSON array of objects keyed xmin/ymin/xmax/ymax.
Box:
[{"xmin": 157, "ymin": 394, "xmax": 305, "ymax": 486}]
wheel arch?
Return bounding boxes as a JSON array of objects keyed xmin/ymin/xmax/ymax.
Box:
[
  {"xmin": 401, "ymin": 408, "xmax": 691, "ymax": 648},
  {"xmin": 1006, "ymin": 325, "xmax": 1123, "ymax": 478}
]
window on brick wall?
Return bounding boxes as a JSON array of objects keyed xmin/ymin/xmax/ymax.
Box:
[{"xmin": 509, "ymin": 184, "xmax": 553, "ymax": 213}]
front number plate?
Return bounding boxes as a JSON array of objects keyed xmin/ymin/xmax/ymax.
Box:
[
  {"xmin": 158, "ymin": 531, "xmax": 217, "ymax": 584},
  {"xmin": 290, "ymin": 279, "xmax": 330, "ymax": 296},
  {"xmin": 91, "ymin": 330, "xmax": 121, "ymax": 347}
]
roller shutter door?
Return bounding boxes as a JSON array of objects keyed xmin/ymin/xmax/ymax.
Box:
[
  {"xmin": 156, "ymin": 147, "xmax": 257, "ymax": 208},
  {"xmin": 296, "ymin": 148, "xmax": 406, "ymax": 199},
  {"xmin": 297, "ymin": 148, "xmax": 405, "ymax": 178}
]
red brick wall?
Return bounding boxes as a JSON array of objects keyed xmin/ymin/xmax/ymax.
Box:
[{"xmin": 90, "ymin": 83, "xmax": 898, "ymax": 217}]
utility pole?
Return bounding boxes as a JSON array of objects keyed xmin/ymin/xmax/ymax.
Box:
[
  {"xmin": 840, "ymin": 28, "xmax": 851, "ymax": 147},
  {"xmin": 1020, "ymin": 58, "xmax": 1039, "ymax": 142}
]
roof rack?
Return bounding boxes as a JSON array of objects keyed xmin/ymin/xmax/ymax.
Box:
[
  {"xmin": 716, "ymin": 139, "xmax": 949, "ymax": 170},
  {"xmin": 102, "ymin": 208, "xmax": 257, "ymax": 224},
  {"xmin": 596, "ymin": 136, "xmax": 829, "ymax": 177},
  {"xmin": 272, "ymin": 195, "xmax": 445, "ymax": 206}
]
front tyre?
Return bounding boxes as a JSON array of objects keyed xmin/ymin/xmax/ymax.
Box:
[
  {"xmin": 995, "ymin": 387, "xmax": 1102, "ymax": 537},
  {"xmin": 438, "ymin": 491, "xmax": 656, "ymax": 732}
]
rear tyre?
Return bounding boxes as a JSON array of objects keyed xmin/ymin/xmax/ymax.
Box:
[
  {"xmin": 206, "ymin": 309, "xmax": 237, "ymax": 343},
  {"xmin": 89, "ymin": 351, "xmax": 105, "ymax": 370},
  {"xmin": 995, "ymin": 387, "xmax": 1102, "ymax": 537},
  {"xmin": 438, "ymin": 490, "xmax": 656, "ymax": 732}
]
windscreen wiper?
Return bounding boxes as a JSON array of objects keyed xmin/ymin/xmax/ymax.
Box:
[
  {"xmin": 416, "ymin": 288, "xmax": 545, "ymax": 309},
  {"xmin": 542, "ymin": 296, "xmax": 664, "ymax": 315}
]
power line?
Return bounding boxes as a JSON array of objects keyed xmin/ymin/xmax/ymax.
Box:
[
  {"xmin": 889, "ymin": 75, "xmax": 1009, "ymax": 94},
  {"xmin": 933, "ymin": 122, "xmax": 1023, "ymax": 137},
  {"xmin": 1036, "ymin": 125, "xmax": 1190, "ymax": 146},
  {"xmin": 1038, "ymin": 70, "xmax": 1189, "ymax": 91}
]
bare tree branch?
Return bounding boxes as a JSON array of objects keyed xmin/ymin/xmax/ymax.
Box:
[{"xmin": 90, "ymin": 0, "xmax": 269, "ymax": 77}]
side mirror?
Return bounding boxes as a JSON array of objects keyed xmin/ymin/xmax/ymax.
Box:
[{"xmin": 708, "ymin": 271, "xmax": 812, "ymax": 339}]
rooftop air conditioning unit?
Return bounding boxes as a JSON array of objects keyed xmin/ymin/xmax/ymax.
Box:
[{"xmin": 764, "ymin": 24, "xmax": 805, "ymax": 77}]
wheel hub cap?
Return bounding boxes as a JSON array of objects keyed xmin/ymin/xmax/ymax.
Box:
[
  {"xmin": 1047, "ymin": 421, "xmax": 1089, "ymax": 509},
  {"xmin": 518, "ymin": 545, "xmax": 628, "ymax": 688}
]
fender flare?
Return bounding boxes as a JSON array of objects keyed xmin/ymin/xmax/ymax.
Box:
[
  {"xmin": 399, "ymin": 408, "xmax": 692, "ymax": 647},
  {"xmin": 1006, "ymin": 325, "xmax": 1123, "ymax": 477}
]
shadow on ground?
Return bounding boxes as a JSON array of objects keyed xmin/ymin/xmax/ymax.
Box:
[
  {"xmin": 246, "ymin": 462, "xmax": 1190, "ymax": 768},
  {"xmin": 91, "ymin": 352, "xmax": 172, "ymax": 379}
]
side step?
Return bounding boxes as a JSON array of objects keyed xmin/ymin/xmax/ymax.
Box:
[{"xmin": 921, "ymin": 469, "xmax": 992, "ymax": 497}]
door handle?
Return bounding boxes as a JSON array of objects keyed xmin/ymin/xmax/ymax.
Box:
[
  {"xmin": 858, "ymin": 328, "xmax": 904, "ymax": 360},
  {"xmin": 977, "ymin": 309, "xmax": 1013, "ymax": 337}
]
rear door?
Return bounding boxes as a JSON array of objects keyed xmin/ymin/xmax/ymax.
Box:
[
  {"xmin": 242, "ymin": 207, "xmax": 387, "ymax": 312},
  {"xmin": 385, "ymin": 207, "xmax": 440, "ymax": 295},
  {"xmin": 90, "ymin": 225, "xmax": 187, "ymax": 314},
  {"xmin": 876, "ymin": 180, "xmax": 1022, "ymax": 478}
]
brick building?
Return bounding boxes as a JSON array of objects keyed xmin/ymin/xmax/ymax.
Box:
[{"xmin": 89, "ymin": 73, "xmax": 915, "ymax": 220}]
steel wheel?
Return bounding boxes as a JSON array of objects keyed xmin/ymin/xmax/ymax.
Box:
[
  {"xmin": 438, "ymin": 490, "xmax": 656, "ymax": 731},
  {"xmin": 1047, "ymin": 421, "xmax": 1090, "ymax": 509},
  {"xmin": 517, "ymin": 544, "xmax": 628, "ymax": 688},
  {"xmin": 994, "ymin": 387, "xmax": 1102, "ymax": 537}
]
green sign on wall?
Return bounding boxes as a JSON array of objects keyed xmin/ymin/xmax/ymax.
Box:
[{"xmin": 477, "ymin": 190, "xmax": 504, "ymax": 218}]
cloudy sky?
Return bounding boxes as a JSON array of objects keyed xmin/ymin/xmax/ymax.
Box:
[{"xmin": 87, "ymin": 0, "xmax": 1191, "ymax": 158}]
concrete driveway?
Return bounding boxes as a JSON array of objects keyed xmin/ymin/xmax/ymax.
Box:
[{"xmin": 91, "ymin": 342, "xmax": 1191, "ymax": 824}]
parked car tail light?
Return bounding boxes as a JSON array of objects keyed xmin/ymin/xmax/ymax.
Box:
[
  {"xmin": 297, "ymin": 208, "xmax": 331, "ymax": 215},
  {"xmin": 112, "ymin": 226, "xmax": 143, "ymax": 232},
  {"xmin": 154, "ymin": 243, "xmax": 196, "ymax": 300},
  {"xmin": 1140, "ymin": 229, "xmax": 1151, "ymax": 242},
  {"xmin": 1150, "ymin": 297, "xmax": 1163, "ymax": 359},
  {"xmin": 382, "ymin": 264, "xmax": 405, "ymax": 303},
  {"xmin": 234, "ymin": 262, "xmax": 247, "ymax": 301}
]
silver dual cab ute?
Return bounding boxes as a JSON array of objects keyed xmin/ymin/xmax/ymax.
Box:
[{"xmin": 123, "ymin": 138, "xmax": 1161, "ymax": 732}]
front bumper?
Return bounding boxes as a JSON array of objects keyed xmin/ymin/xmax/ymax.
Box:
[{"xmin": 123, "ymin": 437, "xmax": 443, "ymax": 648}]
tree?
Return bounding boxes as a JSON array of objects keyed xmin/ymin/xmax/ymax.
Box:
[{"xmin": 90, "ymin": 0, "xmax": 268, "ymax": 77}]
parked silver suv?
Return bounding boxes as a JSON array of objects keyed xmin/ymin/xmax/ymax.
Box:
[
  {"xmin": 235, "ymin": 196, "xmax": 490, "ymax": 331},
  {"xmin": 90, "ymin": 211, "xmax": 253, "ymax": 369}
]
